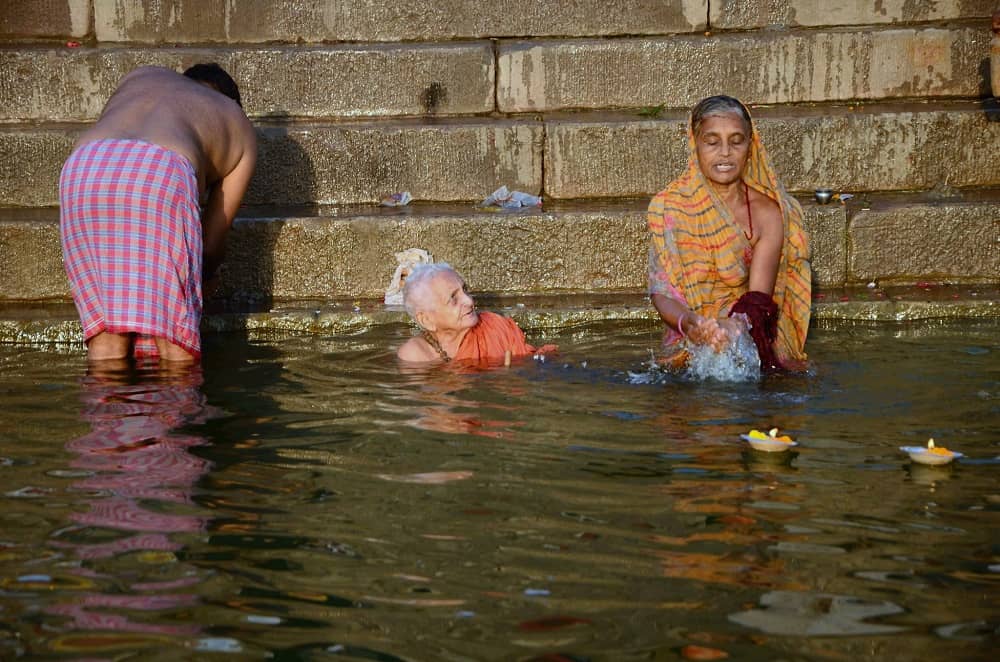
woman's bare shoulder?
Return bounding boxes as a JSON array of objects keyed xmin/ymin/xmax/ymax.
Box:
[
  {"xmin": 749, "ymin": 188, "xmax": 783, "ymax": 231},
  {"xmin": 397, "ymin": 336, "xmax": 438, "ymax": 363}
]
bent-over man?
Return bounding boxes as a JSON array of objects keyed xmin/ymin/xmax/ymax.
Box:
[{"xmin": 59, "ymin": 64, "xmax": 257, "ymax": 363}]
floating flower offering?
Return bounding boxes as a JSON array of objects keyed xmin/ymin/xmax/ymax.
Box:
[
  {"xmin": 740, "ymin": 427, "xmax": 798, "ymax": 452},
  {"xmin": 900, "ymin": 438, "xmax": 963, "ymax": 466}
]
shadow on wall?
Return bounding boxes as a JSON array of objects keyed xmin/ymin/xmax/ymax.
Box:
[{"xmin": 215, "ymin": 111, "xmax": 317, "ymax": 311}]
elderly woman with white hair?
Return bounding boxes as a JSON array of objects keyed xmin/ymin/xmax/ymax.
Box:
[{"xmin": 396, "ymin": 262, "xmax": 555, "ymax": 364}]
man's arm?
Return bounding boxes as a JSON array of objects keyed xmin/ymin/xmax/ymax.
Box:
[{"xmin": 202, "ymin": 124, "xmax": 257, "ymax": 281}]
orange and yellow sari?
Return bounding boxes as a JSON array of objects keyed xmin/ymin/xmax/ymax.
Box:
[{"xmin": 647, "ymin": 111, "xmax": 811, "ymax": 367}]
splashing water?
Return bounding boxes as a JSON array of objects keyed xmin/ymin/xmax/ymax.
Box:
[
  {"xmin": 627, "ymin": 350, "xmax": 669, "ymax": 384},
  {"xmin": 628, "ymin": 328, "xmax": 761, "ymax": 384},
  {"xmin": 684, "ymin": 327, "xmax": 760, "ymax": 382}
]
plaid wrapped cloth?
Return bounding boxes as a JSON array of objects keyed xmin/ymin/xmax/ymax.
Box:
[
  {"xmin": 59, "ymin": 139, "xmax": 203, "ymax": 359},
  {"xmin": 647, "ymin": 108, "xmax": 811, "ymax": 369}
]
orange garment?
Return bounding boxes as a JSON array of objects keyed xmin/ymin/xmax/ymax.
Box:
[
  {"xmin": 647, "ymin": 109, "xmax": 811, "ymax": 367},
  {"xmin": 453, "ymin": 311, "xmax": 552, "ymax": 364}
]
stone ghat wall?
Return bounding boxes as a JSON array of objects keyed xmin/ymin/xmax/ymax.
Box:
[
  {"xmin": 1, "ymin": 2, "xmax": 997, "ymax": 203},
  {"xmin": 0, "ymin": 0, "xmax": 997, "ymax": 299},
  {"xmin": 3, "ymin": 1, "xmax": 995, "ymax": 42}
]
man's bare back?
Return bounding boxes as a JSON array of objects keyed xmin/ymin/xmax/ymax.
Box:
[{"xmin": 78, "ymin": 66, "xmax": 255, "ymax": 200}]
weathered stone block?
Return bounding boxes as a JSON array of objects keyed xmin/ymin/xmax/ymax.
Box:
[
  {"xmin": 544, "ymin": 104, "xmax": 1000, "ymax": 198},
  {"xmin": 0, "ymin": 199, "xmax": 959, "ymax": 301},
  {"xmin": 249, "ymin": 121, "xmax": 542, "ymax": 205},
  {"xmin": 215, "ymin": 201, "xmax": 852, "ymax": 298},
  {"xmin": 711, "ymin": 0, "xmax": 994, "ymax": 30},
  {"xmin": 219, "ymin": 207, "xmax": 649, "ymax": 299},
  {"xmin": 545, "ymin": 118, "xmax": 686, "ymax": 199},
  {"xmin": 498, "ymin": 27, "xmax": 987, "ymax": 112},
  {"xmin": 94, "ymin": 0, "xmax": 707, "ymax": 43},
  {"xmin": 0, "ymin": 129, "xmax": 78, "ymax": 207},
  {"xmin": 0, "ymin": 44, "xmax": 494, "ymax": 122},
  {"xmin": 0, "ymin": 216, "xmax": 66, "ymax": 299},
  {"xmin": 992, "ymin": 33, "xmax": 1000, "ymax": 97},
  {"xmin": 0, "ymin": 0, "xmax": 90, "ymax": 39},
  {"xmin": 0, "ymin": 120, "xmax": 542, "ymax": 207},
  {"xmin": 847, "ymin": 201, "xmax": 1000, "ymax": 284},
  {"xmin": 802, "ymin": 203, "xmax": 847, "ymax": 287}
]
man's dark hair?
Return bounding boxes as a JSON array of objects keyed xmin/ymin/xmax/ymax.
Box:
[{"xmin": 183, "ymin": 63, "xmax": 242, "ymax": 107}]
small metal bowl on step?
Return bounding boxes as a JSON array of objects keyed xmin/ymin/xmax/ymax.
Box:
[{"xmin": 814, "ymin": 188, "xmax": 834, "ymax": 204}]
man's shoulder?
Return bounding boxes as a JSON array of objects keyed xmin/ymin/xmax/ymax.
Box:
[{"xmin": 119, "ymin": 66, "xmax": 182, "ymax": 87}]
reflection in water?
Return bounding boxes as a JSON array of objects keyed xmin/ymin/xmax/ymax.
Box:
[
  {"xmin": 44, "ymin": 364, "xmax": 218, "ymax": 651},
  {"xmin": 399, "ymin": 369, "xmax": 523, "ymax": 439},
  {"xmin": 651, "ymin": 446, "xmax": 806, "ymax": 591},
  {"xmin": 729, "ymin": 590, "xmax": 907, "ymax": 636}
]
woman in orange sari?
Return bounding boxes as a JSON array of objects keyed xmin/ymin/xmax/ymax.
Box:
[
  {"xmin": 397, "ymin": 262, "xmax": 555, "ymax": 365},
  {"xmin": 647, "ymin": 95, "xmax": 811, "ymax": 372}
]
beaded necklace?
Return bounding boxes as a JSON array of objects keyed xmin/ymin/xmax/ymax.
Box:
[{"xmin": 421, "ymin": 331, "xmax": 451, "ymax": 362}]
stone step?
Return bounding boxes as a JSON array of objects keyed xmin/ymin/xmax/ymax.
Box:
[
  {"xmin": 498, "ymin": 24, "xmax": 987, "ymax": 112},
  {"xmin": 0, "ymin": 288, "xmax": 996, "ymax": 347},
  {"xmin": 3, "ymin": 101, "xmax": 997, "ymax": 207},
  {"xmin": 0, "ymin": 43, "xmax": 495, "ymax": 122},
  {"xmin": 3, "ymin": 190, "xmax": 997, "ymax": 301},
  {"xmin": 0, "ymin": 118, "xmax": 544, "ymax": 207},
  {"xmin": 1, "ymin": 1, "xmax": 708, "ymax": 43},
  {"xmin": 544, "ymin": 101, "xmax": 1000, "ymax": 198},
  {"xmin": 6, "ymin": 1, "xmax": 991, "ymax": 43},
  {"xmin": 711, "ymin": 1, "xmax": 996, "ymax": 30},
  {"xmin": 2, "ymin": 22, "xmax": 987, "ymax": 123}
]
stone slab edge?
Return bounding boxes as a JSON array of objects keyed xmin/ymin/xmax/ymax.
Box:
[{"xmin": 1, "ymin": 297, "xmax": 995, "ymax": 346}]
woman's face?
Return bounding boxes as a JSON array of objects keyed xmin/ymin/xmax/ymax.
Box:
[
  {"xmin": 694, "ymin": 113, "xmax": 751, "ymax": 187},
  {"xmin": 418, "ymin": 271, "xmax": 479, "ymax": 334}
]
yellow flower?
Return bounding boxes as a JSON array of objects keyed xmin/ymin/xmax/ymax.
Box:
[{"xmin": 747, "ymin": 428, "xmax": 793, "ymax": 443}]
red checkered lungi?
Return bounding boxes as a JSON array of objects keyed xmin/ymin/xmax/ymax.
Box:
[{"xmin": 59, "ymin": 139, "xmax": 203, "ymax": 359}]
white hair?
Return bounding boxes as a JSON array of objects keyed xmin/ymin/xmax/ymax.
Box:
[{"xmin": 402, "ymin": 261, "xmax": 458, "ymax": 320}]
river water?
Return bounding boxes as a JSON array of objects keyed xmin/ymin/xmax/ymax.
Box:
[{"xmin": 0, "ymin": 319, "xmax": 996, "ymax": 660}]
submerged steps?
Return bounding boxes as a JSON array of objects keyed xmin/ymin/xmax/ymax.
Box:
[{"xmin": 0, "ymin": 287, "xmax": 995, "ymax": 347}]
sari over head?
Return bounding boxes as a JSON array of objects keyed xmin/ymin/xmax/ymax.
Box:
[{"xmin": 647, "ymin": 106, "xmax": 811, "ymax": 367}]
